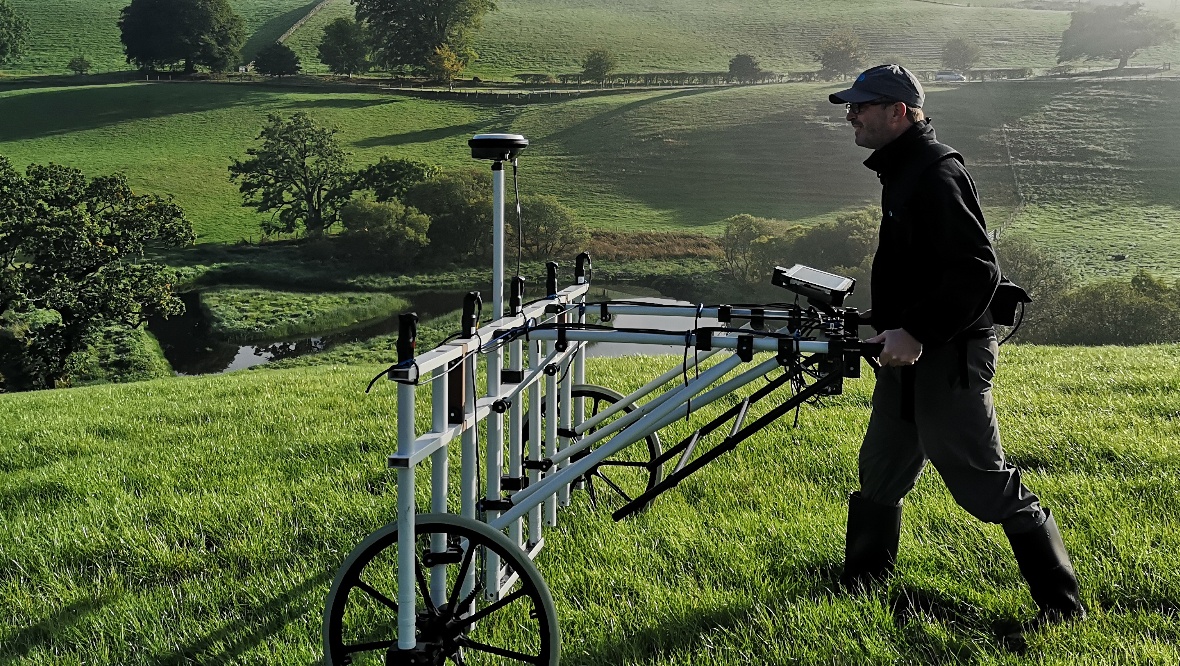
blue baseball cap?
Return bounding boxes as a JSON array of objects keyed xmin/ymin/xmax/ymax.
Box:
[{"xmin": 829, "ymin": 64, "xmax": 925, "ymax": 108}]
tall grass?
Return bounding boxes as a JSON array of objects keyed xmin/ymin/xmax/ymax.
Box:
[
  {"xmin": 2, "ymin": 348, "xmax": 1179, "ymax": 664},
  {"xmin": 200, "ymin": 288, "xmax": 409, "ymax": 342}
]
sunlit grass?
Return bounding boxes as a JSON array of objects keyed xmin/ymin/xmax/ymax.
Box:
[{"xmin": 1, "ymin": 346, "xmax": 1178, "ymax": 663}]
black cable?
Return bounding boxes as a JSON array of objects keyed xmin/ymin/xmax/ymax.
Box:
[
  {"xmin": 513, "ymin": 160, "xmax": 523, "ymax": 281},
  {"xmin": 998, "ymin": 301, "xmax": 1025, "ymax": 346}
]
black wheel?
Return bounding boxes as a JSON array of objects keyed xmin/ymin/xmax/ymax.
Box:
[
  {"xmin": 526, "ymin": 384, "xmax": 663, "ymax": 517},
  {"xmin": 324, "ymin": 513, "xmax": 559, "ymax": 665}
]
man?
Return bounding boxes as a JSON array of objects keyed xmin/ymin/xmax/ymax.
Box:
[{"xmin": 829, "ymin": 64, "xmax": 1084, "ymax": 626}]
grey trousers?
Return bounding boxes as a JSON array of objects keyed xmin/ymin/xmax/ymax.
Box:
[{"xmin": 859, "ymin": 335, "xmax": 1046, "ymax": 534}]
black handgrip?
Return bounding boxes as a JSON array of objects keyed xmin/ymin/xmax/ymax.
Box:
[
  {"xmin": 462, "ymin": 292, "xmax": 482, "ymax": 339},
  {"xmin": 545, "ymin": 261, "xmax": 559, "ymax": 296},
  {"xmin": 510, "ymin": 276, "xmax": 526, "ymax": 314},
  {"xmin": 575, "ymin": 252, "xmax": 592, "ymax": 285}
]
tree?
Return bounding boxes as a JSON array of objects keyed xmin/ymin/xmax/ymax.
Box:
[
  {"xmin": 941, "ymin": 37, "xmax": 982, "ymax": 73},
  {"xmin": 229, "ymin": 113, "xmax": 353, "ymax": 238},
  {"xmin": 811, "ymin": 28, "xmax": 867, "ymax": 80},
  {"xmin": 339, "ymin": 195, "xmax": 430, "ymax": 265},
  {"xmin": 254, "ymin": 41, "xmax": 301, "ymax": 76},
  {"xmin": 720, "ymin": 214, "xmax": 776, "ymax": 285},
  {"xmin": 119, "ymin": 0, "xmax": 245, "ymax": 73},
  {"xmin": 0, "ymin": 0, "xmax": 28, "ymax": 66},
  {"xmin": 68, "ymin": 55, "xmax": 92, "ymax": 75},
  {"xmin": 581, "ymin": 47, "xmax": 617, "ymax": 85},
  {"xmin": 354, "ymin": 0, "xmax": 494, "ymax": 74},
  {"xmin": 426, "ymin": 43, "xmax": 465, "ymax": 87},
  {"xmin": 507, "ymin": 195, "xmax": 588, "ymax": 260},
  {"xmin": 728, "ymin": 54, "xmax": 764, "ymax": 83},
  {"xmin": 317, "ymin": 17, "xmax": 370, "ymax": 77},
  {"xmin": 403, "ymin": 169, "xmax": 492, "ymax": 264},
  {"xmin": 1057, "ymin": 3, "xmax": 1178, "ymax": 70},
  {"xmin": 0, "ymin": 159, "xmax": 194, "ymax": 391},
  {"xmin": 354, "ymin": 157, "xmax": 440, "ymax": 202}
]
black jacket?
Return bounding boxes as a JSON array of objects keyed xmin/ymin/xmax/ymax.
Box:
[{"xmin": 864, "ymin": 121, "xmax": 999, "ymax": 347}]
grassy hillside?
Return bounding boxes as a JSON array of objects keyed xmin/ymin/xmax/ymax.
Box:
[
  {"xmin": 1, "ymin": 347, "xmax": 1178, "ymax": 664},
  {"xmin": 1, "ymin": 78, "xmax": 1177, "ymax": 278},
  {"xmin": 4, "ymin": 0, "xmax": 316, "ymax": 75}
]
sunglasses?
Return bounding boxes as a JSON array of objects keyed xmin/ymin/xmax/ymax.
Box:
[{"xmin": 844, "ymin": 100, "xmax": 895, "ymax": 114}]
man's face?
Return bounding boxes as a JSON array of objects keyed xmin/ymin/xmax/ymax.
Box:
[{"xmin": 845, "ymin": 101, "xmax": 904, "ymax": 149}]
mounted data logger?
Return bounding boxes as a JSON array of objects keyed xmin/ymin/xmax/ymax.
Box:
[{"xmin": 772, "ymin": 264, "xmax": 856, "ymax": 307}]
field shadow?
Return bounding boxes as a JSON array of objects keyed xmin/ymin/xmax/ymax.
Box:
[
  {"xmin": 0, "ymin": 594, "xmax": 113, "ymax": 662},
  {"xmin": 150, "ymin": 569, "xmax": 333, "ymax": 665},
  {"xmin": 241, "ymin": 0, "xmax": 323, "ymax": 62},
  {"xmin": 354, "ymin": 120, "xmax": 497, "ymax": 149},
  {"xmin": 0, "ymin": 84, "xmax": 274, "ymax": 142}
]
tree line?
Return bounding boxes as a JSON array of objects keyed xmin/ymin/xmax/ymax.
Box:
[{"xmin": 717, "ymin": 211, "xmax": 1180, "ymax": 347}]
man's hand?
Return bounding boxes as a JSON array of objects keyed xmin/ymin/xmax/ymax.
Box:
[{"xmin": 867, "ymin": 328, "xmax": 923, "ymax": 367}]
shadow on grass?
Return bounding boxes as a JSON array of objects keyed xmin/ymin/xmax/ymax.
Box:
[
  {"xmin": 567, "ymin": 558, "xmax": 1035, "ymax": 665},
  {"xmin": 353, "ymin": 119, "xmax": 500, "ymax": 149},
  {"xmin": 0, "ymin": 594, "xmax": 112, "ymax": 662},
  {"xmin": 150, "ymin": 569, "xmax": 333, "ymax": 665},
  {"xmin": 241, "ymin": 0, "xmax": 324, "ymax": 62},
  {"xmin": 0, "ymin": 84, "xmax": 274, "ymax": 142}
]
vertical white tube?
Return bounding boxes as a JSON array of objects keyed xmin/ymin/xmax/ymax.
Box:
[
  {"xmin": 429, "ymin": 368, "xmax": 448, "ymax": 605},
  {"xmin": 527, "ymin": 338, "xmax": 543, "ymax": 547},
  {"xmin": 492, "ymin": 162, "xmax": 506, "ymax": 318},
  {"xmin": 508, "ymin": 339, "xmax": 524, "ymax": 548},
  {"xmin": 459, "ymin": 354, "xmax": 477, "ymax": 603},
  {"xmin": 396, "ymin": 382, "xmax": 417, "ymax": 650},
  {"xmin": 544, "ymin": 343, "xmax": 559, "ymax": 527}
]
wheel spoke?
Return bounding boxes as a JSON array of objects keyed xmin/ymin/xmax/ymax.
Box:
[
  {"xmin": 415, "ymin": 554, "xmax": 438, "ymax": 614},
  {"xmin": 457, "ymin": 637, "xmax": 542, "ymax": 664},
  {"xmin": 356, "ymin": 579, "xmax": 398, "ymax": 612},
  {"xmin": 594, "ymin": 469, "xmax": 635, "ymax": 502},
  {"xmin": 446, "ymin": 539, "xmax": 476, "ymax": 612},
  {"xmin": 344, "ymin": 639, "xmax": 396, "ymax": 655},
  {"xmin": 452, "ymin": 588, "xmax": 528, "ymax": 629}
]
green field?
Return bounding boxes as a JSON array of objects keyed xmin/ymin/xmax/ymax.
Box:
[
  {"xmin": 0, "ymin": 77, "xmax": 1177, "ymax": 278},
  {"xmin": 2, "ymin": 347, "xmax": 1178, "ymax": 664}
]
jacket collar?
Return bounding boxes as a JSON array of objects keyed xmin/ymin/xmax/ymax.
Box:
[{"xmin": 862, "ymin": 120, "xmax": 938, "ymax": 177}]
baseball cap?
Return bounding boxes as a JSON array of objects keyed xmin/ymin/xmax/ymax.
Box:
[{"xmin": 829, "ymin": 64, "xmax": 924, "ymax": 108}]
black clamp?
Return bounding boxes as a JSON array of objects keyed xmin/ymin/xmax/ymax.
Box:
[
  {"xmin": 695, "ymin": 328, "xmax": 713, "ymax": 352},
  {"xmin": 510, "ymin": 276, "xmax": 526, "ymax": 315},
  {"xmin": 555, "ymin": 325, "xmax": 568, "ymax": 352},
  {"xmin": 396, "ymin": 313, "xmax": 419, "ymax": 364},
  {"xmin": 462, "ymin": 293, "xmax": 482, "ymax": 339},
  {"xmin": 544, "ymin": 363, "xmax": 559, "ymax": 376},
  {"xmin": 477, "ymin": 498, "xmax": 514, "ymax": 513},
  {"xmin": 718, "ymin": 304, "xmax": 732, "ymax": 324},
  {"xmin": 501, "ymin": 369, "xmax": 524, "ymax": 384},
  {"xmin": 576, "ymin": 252, "xmax": 592, "ymax": 285},
  {"xmin": 736, "ymin": 335, "xmax": 754, "ymax": 362},
  {"xmin": 492, "ymin": 398, "xmax": 511, "ymax": 414},
  {"xmin": 557, "ymin": 427, "xmax": 577, "ymax": 439},
  {"xmin": 523, "ymin": 459, "xmax": 554, "ymax": 472},
  {"xmin": 751, "ymin": 308, "xmax": 765, "ymax": 331},
  {"xmin": 599, "ymin": 302, "xmax": 612, "ymax": 323},
  {"xmin": 500, "ymin": 475, "xmax": 529, "ymax": 491},
  {"xmin": 776, "ymin": 337, "xmax": 799, "ymax": 364}
]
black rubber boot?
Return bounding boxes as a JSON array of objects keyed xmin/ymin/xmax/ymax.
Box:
[
  {"xmin": 840, "ymin": 491, "xmax": 903, "ymax": 590},
  {"xmin": 1005, "ymin": 509, "xmax": 1085, "ymax": 625}
]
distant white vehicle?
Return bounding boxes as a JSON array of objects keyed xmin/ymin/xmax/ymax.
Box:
[{"xmin": 934, "ymin": 70, "xmax": 967, "ymax": 82}]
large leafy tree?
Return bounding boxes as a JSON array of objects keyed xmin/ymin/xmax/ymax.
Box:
[
  {"xmin": 317, "ymin": 17, "xmax": 370, "ymax": 77},
  {"xmin": 728, "ymin": 54, "xmax": 764, "ymax": 83},
  {"xmin": 229, "ymin": 113, "xmax": 354, "ymax": 238},
  {"xmin": 0, "ymin": 0, "xmax": 28, "ymax": 67},
  {"xmin": 581, "ymin": 47, "xmax": 617, "ymax": 85},
  {"xmin": 811, "ymin": 28, "xmax": 867, "ymax": 79},
  {"xmin": 1057, "ymin": 3, "xmax": 1178, "ymax": 70},
  {"xmin": 0, "ymin": 159, "xmax": 193, "ymax": 391},
  {"xmin": 119, "ymin": 0, "xmax": 246, "ymax": 73},
  {"xmin": 353, "ymin": 0, "xmax": 494, "ymax": 74},
  {"xmin": 354, "ymin": 157, "xmax": 439, "ymax": 202},
  {"xmin": 941, "ymin": 37, "xmax": 982, "ymax": 72},
  {"xmin": 404, "ymin": 169, "xmax": 491, "ymax": 264},
  {"xmin": 254, "ymin": 41, "xmax": 301, "ymax": 76}
]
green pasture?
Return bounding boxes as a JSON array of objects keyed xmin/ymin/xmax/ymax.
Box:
[
  {"xmin": 1, "ymin": 346, "xmax": 1178, "ymax": 664},
  {"xmin": 200, "ymin": 288, "xmax": 409, "ymax": 342},
  {"xmin": 4, "ymin": 0, "xmax": 316, "ymax": 75},
  {"xmin": 1, "ymin": 77, "xmax": 1178, "ymax": 278}
]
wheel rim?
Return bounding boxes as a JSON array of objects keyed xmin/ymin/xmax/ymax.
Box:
[
  {"xmin": 526, "ymin": 384, "xmax": 663, "ymax": 516},
  {"xmin": 324, "ymin": 514, "xmax": 558, "ymax": 665}
]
